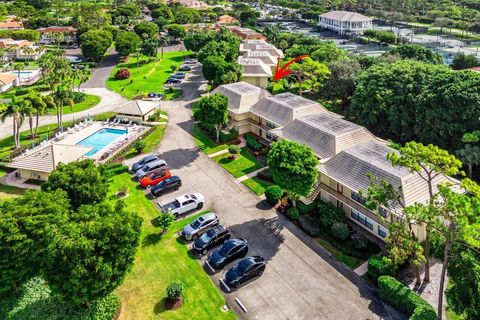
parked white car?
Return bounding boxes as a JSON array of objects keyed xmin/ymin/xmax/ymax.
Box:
[
  {"xmin": 66, "ymin": 55, "xmax": 83, "ymax": 63},
  {"xmin": 158, "ymin": 193, "xmax": 204, "ymax": 217}
]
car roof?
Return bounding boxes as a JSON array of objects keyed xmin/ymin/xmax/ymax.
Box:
[
  {"xmin": 210, "ymin": 224, "xmax": 227, "ymax": 234},
  {"xmin": 198, "ymin": 212, "xmax": 217, "ymax": 221},
  {"xmin": 147, "ymin": 159, "xmax": 166, "ymax": 166},
  {"xmin": 143, "ymin": 154, "xmax": 157, "ymax": 161},
  {"xmin": 225, "ymin": 238, "xmax": 247, "ymax": 246}
]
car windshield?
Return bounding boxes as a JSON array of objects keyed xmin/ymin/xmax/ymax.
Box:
[
  {"xmin": 235, "ymin": 259, "xmax": 252, "ymax": 275},
  {"xmin": 199, "ymin": 230, "xmax": 213, "ymax": 242},
  {"xmin": 191, "ymin": 217, "xmax": 203, "ymax": 229},
  {"xmin": 191, "ymin": 194, "xmax": 197, "ymax": 200},
  {"xmin": 143, "ymin": 164, "xmax": 151, "ymax": 171},
  {"xmin": 138, "ymin": 158, "xmax": 146, "ymax": 165},
  {"xmin": 218, "ymin": 241, "xmax": 236, "ymax": 256}
]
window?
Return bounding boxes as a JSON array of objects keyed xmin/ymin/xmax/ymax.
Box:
[
  {"xmin": 379, "ymin": 206, "xmax": 388, "ymax": 218},
  {"xmin": 266, "ymin": 132, "xmax": 277, "ymax": 141},
  {"xmin": 266, "ymin": 120, "xmax": 277, "ymax": 129},
  {"xmin": 351, "ymin": 191, "xmax": 367, "ymax": 206},
  {"xmin": 378, "ymin": 225, "xmax": 388, "ymax": 238},
  {"xmin": 351, "ymin": 209, "xmax": 374, "ymax": 230}
]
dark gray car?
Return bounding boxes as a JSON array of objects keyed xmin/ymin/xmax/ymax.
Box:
[{"xmin": 131, "ymin": 154, "xmax": 158, "ymax": 173}]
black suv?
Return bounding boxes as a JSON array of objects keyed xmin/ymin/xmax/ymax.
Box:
[
  {"xmin": 150, "ymin": 176, "xmax": 182, "ymax": 197},
  {"xmin": 192, "ymin": 225, "xmax": 231, "ymax": 255}
]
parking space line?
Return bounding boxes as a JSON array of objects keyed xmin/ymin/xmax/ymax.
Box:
[{"xmin": 235, "ymin": 298, "xmax": 248, "ymax": 313}]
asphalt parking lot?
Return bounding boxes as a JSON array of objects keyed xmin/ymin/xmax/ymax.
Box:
[{"xmin": 125, "ymin": 65, "xmax": 405, "ymax": 320}]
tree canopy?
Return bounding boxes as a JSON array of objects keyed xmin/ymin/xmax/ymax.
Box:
[
  {"xmin": 115, "ymin": 30, "xmax": 142, "ymax": 57},
  {"xmin": 193, "ymin": 93, "xmax": 229, "ymax": 142},
  {"xmin": 80, "ymin": 29, "xmax": 113, "ymax": 62}
]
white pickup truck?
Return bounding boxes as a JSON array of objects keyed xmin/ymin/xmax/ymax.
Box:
[{"xmin": 158, "ymin": 193, "xmax": 205, "ymax": 217}]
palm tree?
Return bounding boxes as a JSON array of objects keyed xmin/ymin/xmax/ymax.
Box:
[
  {"xmin": 22, "ymin": 46, "xmax": 36, "ymax": 62},
  {"xmin": 0, "ymin": 48, "xmax": 7, "ymax": 65},
  {"xmin": 0, "ymin": 97, "xmax": 27, "ymax": 149},
  {"xmin": 12, "ymin": 62, "xmax": 25, "ymax": 85},
  {"xmin": 74, "ymin": 66, "xmax": 90, "ymax": 92},
  {"xmin": 6, "ymin": 46, "xmax": 17, "ymax": 63},
  {"xmin": 23, "ymin": 91, "xmax": 54, "ymax": 137}
]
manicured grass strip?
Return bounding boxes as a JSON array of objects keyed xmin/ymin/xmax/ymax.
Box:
[
  {"xmin": 106, "ymin": 51, "xmax": 192, "ymax": 100},
  {"xmin": 123, "ymin": 124, "xmax": 166, "ymax": 159},
  {"xmin": 0, "ymin": 112, "xmax": 116, "ymax": 160},
  {"xmin": 193, "ymin": 124, "xmax": 228, "ymax": 155},
  {"xmin": 316, "ymin": 238, "xmax": 363, "ymax": 269},
  {"xmin": 109, "ymin": 174, "xmax": 235, "ymax": 320},
  {"xmin": 212, "ymin": 148, "xmax": 264, "ymax": 178},
  {"xmin": 242, "ymin": 177, "xmax": 272, "ymax": 196},
  {"xmin": 0, "ymin": 184, "xmax": 24, "ymax": 199},
  {"xmin": 47, "ymin": 94, "xmax": 101, "ymax": 115}
]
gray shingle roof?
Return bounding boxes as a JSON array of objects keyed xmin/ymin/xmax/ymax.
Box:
[
  {"xmin": 318, "ymin": 140, "xmax": 451, "ymax": 206},
  {"xmin": 211, "ymin": 81, "xmax": 271, "ymax": 114},
  {"xmin": 237, "ymin": 57, "xmax": 272, "ymax": 77},
  {"xmin": 251, "ymin": 44, "xmax": 284, "ymax": 58},
  {"xmin": 319, "ymin": 11, "xmax": 372, "ymax": 22},
  {"xmin": 271, "ymin": 113, "xmax": 375, "ymax": 159},
  {"xmin": 243, "ymin": 50, "xmax": 277, "ymax": 67},
  {"xmin": 251, "ymin": 92, "xmax": 327, "ymax": 127}
]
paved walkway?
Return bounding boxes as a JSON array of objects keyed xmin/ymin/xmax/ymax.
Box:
[
  {"xmin": 354, "ymin": 260, "xmax": 369, "ymax": 276},
  {"xmin": 237, "ymin": 167, "xmax": 266, "ymax": 182},
  {"xmin": 122, "ymin": 63, "xmax": 404, "ymax": 320}
]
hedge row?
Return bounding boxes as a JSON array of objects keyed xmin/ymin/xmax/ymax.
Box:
[
  {"xmin": 367, "ymin": 256, "xmax": 398, "ymax": 280},
  {"xmin": 378, "ymin": 276, "xmax": 436, "ymax": 320}
]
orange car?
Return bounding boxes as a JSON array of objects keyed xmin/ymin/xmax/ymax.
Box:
[{"xmin": 140, "ymin": 169, "xmax": 171, "ymax": 188}]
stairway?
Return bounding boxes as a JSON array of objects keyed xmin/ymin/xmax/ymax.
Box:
[{"xmin": 300, "ymin": 178, "xmax": 322, "ymax": 205}]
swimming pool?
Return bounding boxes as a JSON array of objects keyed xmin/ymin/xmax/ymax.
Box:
[
  {"xmin": 77, "ymin": 128, "xmax": 127, "ymax": 156},
  {"xmin": 9, "ymin": 70, "xmax": 40, "ymax": 81}
]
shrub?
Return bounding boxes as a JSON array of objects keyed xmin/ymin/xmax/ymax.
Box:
[
  {"xmin": 331, "ymin": 222, "xmax": 349, "ymax": 241},
  {"xmin": 228, "ymin": 145, "xmax": 240, "ymax": 156},
  {"xmin": 166, "ymin": 281, "xmax": 184, "ymax": 300},
  {"xmin": 368, "ymin": 256, "xmax": 398, "ymax": 280},
  {"xmin": 115, "ymin": 68, "xmax": 130, "ymax": 80},
  {"xmin": 317, "ymin": 201, "xmax": 345, "ymax": 227},
  {"xmin": 297, "ymin": 201, "xmax": 316, "ymax": 215},
  {"xmin": 257, "ymin": 168, "xmax": 273, "ymax": 182},
  {"xmin": 244, "ymin": 133, "xmax": 262, "ymax": 151},
  {"xmin": 351, "ymin": 233, "xmax": 368, "ymax": 249},
  {"xmin": 298, "ymin": 214, "xmax": 322, "ymax": 237},
  {"xmin": 133, "ymin": 140, "xmax": 146, "ymax": 154},
  {"xmin": 378, "ymin": 276, "xmax": 436, "ymax": 320},
  {"xmin": 71, "ymin": 92, "xmax": 87, "ymax": 103},
  {"xmin": 287, "ymin": 207, "xmax": 300, "ymax": 220},
  {"xmin": 265, "ymin": 185, "xmax": 283, "ymax": 205},
  {"xmin": 219, "ymin": 130, "xmax": 238, "ymax": 143},
  {"xmin": 429, "ymin": 231, "xmax": 445, "ymax": 260}
]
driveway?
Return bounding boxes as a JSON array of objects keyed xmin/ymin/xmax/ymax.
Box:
[
  {"xmin": 81, "ymin": 48, "xmax": 120, "ymax": 89},
  {"xmin": 126, "ymin": 65, "xmax": 404, "ymax": 320}
]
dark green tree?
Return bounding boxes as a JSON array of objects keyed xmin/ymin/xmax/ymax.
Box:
[
  {"xmin": 451, "ymin": 53, "xmax": 480, "ymax": 70},
  {"xmin": 386, "ymin": 44, "xmax": 443, "ymax": 64},
  {"xmin": 134, "ymin": 21, "xmax": 159, "ymax": 39},
  {"xmin": 115, "ymin": 30, "xmax": 141, "ymax": 58},
  {"xmin": 193, "ymin": 93, "xmax": 228, "ymax": 142},
  {"xmin": 80, "ymin": 29, "xmax": 113, "ymax": 62},
  {"xmin": 267, "ymin": 140, "xmax": 319, "ymax": 207},
  {"xmin": 164, "ymin": 24, "xmax": 185, "ymax": 40},
  {"xmin": 42, "ymin": 160, "xmax": 109, "ymax": 209}
]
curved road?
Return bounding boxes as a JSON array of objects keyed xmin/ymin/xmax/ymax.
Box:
[
  {"xmin": 0, "ymin": 50, "xmax": 126, "ymax": 139},
  {"xmin": 123, "ymin": 65, "xmax": 404, "ymax": 320}
]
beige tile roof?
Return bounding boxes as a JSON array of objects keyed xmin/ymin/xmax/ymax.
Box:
[
  {"xmin": 0, "ymin": 18, "xmax": 23, "ymax": 30},
  {"xmin": 116, "ymin": 100, "xmax": 157, "ymax": 117},
  {"xmin": 251, "ymin": 92, "xmax": 327, "ymax": 127},
  {"xmin": 37, "ymin": 26, "xmax": 77, "ymax": 33},
  {"xmin": 8, "ymin": 144, "xmax": 92, "ymax": 173},
  {"xmin": 318, "ymin": 140, "xmax": 452, "ymax": 206},
  {"xmin": 237, "ymin": 57, "xmax": 272, "ymax": 77},
  {"xmin": 211, "ymin": 81, "xmax": 272, "ymax": 114},
  {"xmin": 271, "ymin": 113, "xmax": 375, "ymax": 159},
  {"xmin": 319, "ymin": 11, "xmax": 372, "ymax": 22},
  {"xmin": 0, "ymin": 73, "xmax": 17, "ymax": 85},
  {"xmin": 244, "ymin": 50, "xmax": 277, "ymax": 67}
]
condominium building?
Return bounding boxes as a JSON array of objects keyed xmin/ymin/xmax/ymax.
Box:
[
  {"xmin": 211, "ymin": 81, "xmax": 453, "ymax": 244},
  {"xmin": 37, "ymin": 26, "xmax": 77, "ymax": 45},
  {"xmin": 236, "ymin": 57, "xmax": 272, "ymax": 89},
  {"xmin": 318, "ymin": 11, "xmax": 372, "ymax": 35},
  {"xmin": 0, "ymin": 38, "xmax": 44, "ymax": 61}
]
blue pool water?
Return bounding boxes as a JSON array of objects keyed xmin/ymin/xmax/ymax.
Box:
[{"xmin": 77, "ymin": 128, "xmax": 127, "ymax": 156}]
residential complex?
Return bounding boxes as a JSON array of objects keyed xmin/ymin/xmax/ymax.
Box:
[
  {"xmin": 0, "ymin": 16, "xmax": 23, "ymax": 30},
  {"xmin": 212, "ymin": 81, "xmax": 451, "ymax": 244},
  {"xmin": 37, "ymin": 26, "xmax": 77, "ymax": 45},
  {"xmin": 0, "ymin": 38, "xmax": 44, "ymax": 61},
  {"xmin": 228, "ymin": 26, "xmax": 267, "ymax": 41},
  {"xmin": 318, "ymin": 11, "xmax": 373, "ymax": 35}
]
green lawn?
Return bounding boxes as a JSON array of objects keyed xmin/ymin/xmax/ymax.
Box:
[
  {"xmin": 316, "ymin": 238, "xmax": 363, "ymax": 269},
  {"xmin": 0, "ymin": 112, "xmax": 116, "ymax": 161},
  {"xmin": 193, "ymin": 124, "xmax": 228, "ymax": 155},
  {"xmin": 109, "ymin": 174, "xmax": 235, "ymax": 320},
  {"xmin": 106, "ymin": 51, "xmax": 192, "ymax": 100},
  {"xmin": 242, "ymin": 177, "xmax": 272, "ymax": 195},
  {"xmin": 0, "ymin": 167, "xmax": 24, "ymax": 199},
  {"xmin": 46, "ymin": 94, "xmax": 101, "ymax": 115},
  {"xmin": 212, "ymin": 148, "xmax": 264, "ymax": 178},
  {"xmin": 123, "ymin": 124, "xmax": 166, "ymax": 159}
]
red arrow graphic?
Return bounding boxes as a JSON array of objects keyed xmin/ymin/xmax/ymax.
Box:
[{"xmin": 273, "ymin": 54, "xmax": 309, "ymax": 80}]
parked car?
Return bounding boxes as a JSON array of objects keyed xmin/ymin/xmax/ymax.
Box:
[
  {"xmin": 182, "ymin": 212, "xmax": 220, "ymax": 241},
  {"xmin": 184, "ymin": 58, "xmax": 197, "ymax": 64},
  {"xmin": 192, "ymin": 224, "xmax": 231, "ymax": 255},
  {"xmin": 139, "ymin": 168, "xmax": 171, "ymax": 188},
  {"xmin": 179, "ymin": 65, "xmax": 191, "ymax": 71},
  {"xmin": 66, "ymin": 55, "xmax": 83, "ymax": 63},
  {"xmin": 165, "ymin": 77, "xmax": 181, "ymax": 84},
  {"xmin": 171, "ymin": 72, "xmax": 185, "ymax": 79},
  {"xmin": 131, "ymin": 154, "xmax": 159, "ymax": 173},
  {"xmin": 225, "ymin": 256, "xmax": 266, "ymax": 288},
  {"xmin": 150, "ymin": 176, "xmax": 182, "ymax": 197},
  {"xmin": 134, "ymin": 159, "xmax": 167, "ymax": 180},
  {"xmin": 207, "ymin": 238, "xmax": 248, "ymax": 270},
  {"xmin": 158, "ymin": 193, "xmax": 204, "ymax": 217}
]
